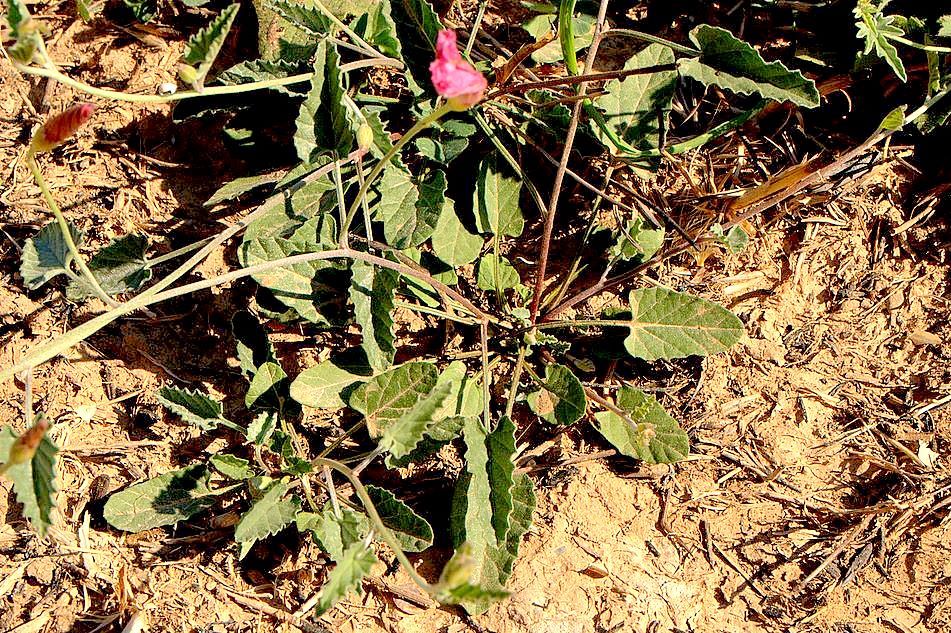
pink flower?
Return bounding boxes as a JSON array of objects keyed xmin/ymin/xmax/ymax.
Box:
[
  {"xmin": 429, "ymin": 30, "xmax": 488, "ymax": 110},
  {"xmin": 31, "ymin": 103, "xmax": 96, "ymax": 153}
]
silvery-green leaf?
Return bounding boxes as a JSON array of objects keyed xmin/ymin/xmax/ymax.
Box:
[
  {"xmin": 624, "ymin": 287, "xmax": 744, "ymax": 361},
  {"xmin": 592, "ymin": 387, "xmax": 688, "ymax": 464},
  {"xmin": 348, "ymin": 362, "xmax": 438, "ymax": 438},
  {"xmin": 182, "ymin": 3, "xmax": 240, "ymax": 91},
  {"xmin": 235, "ymin": 480, "xmax": 300, "ymax": 559},
  {"xmin": 592, "ymin": 44, "xmax": 676, "ymax": 152},
  {"xmin": 349, "ymin": 260, "xmax": 399, "ymax": 372},
  {"xmin": 0, "ymin": 422, "xmax": 58, "ymax": 537},
  {"xmin": 431, "ymin": 197, "xmax": 482, "ymax": 267},
  {"xmin": 20, "ymin": 222, "xmax": 82, "ymax": 290},
  {"xmin": 474, "ymin": 159, "xmax": 523, "ymax": 237},
  {"xmin": 526, "ymin": 363, "xmax": 586, "ymax": 426},
  {"xmin": 103, "ymin": 465, "xmax": 216, "ymax": 531},
  {"xmin": 366, "ymin": 485, "xmax": 433, "ymax": 552},
  {"xmin": 678, "ymin": 25, "xmax": 821, "ymax": 107}
]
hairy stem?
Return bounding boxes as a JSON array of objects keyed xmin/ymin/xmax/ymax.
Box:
[
  {"xmin": 12, "ymin": 58, "xmax": 402, "ymax": 105},
  {"xmin": 339, "ymin": 103, "xmax": 454, "ymax": 244},
  {"xmin": 311, "ymin": 457, "xmax": 434, "ymax": 593},
  {"xmin": 26, "ymin": 154, "xmax": 119, "ymax": 307},
  {"xmin": 529, "ymin": 0, "xmax": 611, "ymax": 322},
  {"xmin": 0, "ymin": 246, "xmax": 488, "ymax": 382}
]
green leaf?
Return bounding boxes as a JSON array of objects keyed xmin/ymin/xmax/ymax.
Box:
[
  {"xmin": 352, "ymin": 0, "xmax": 402, "ymax": 59},
  {"xmin": 679, "ymin": 25, "xmax": 821, "ymax": 108},
  {"xmin": 235, "ymin": 480, "xmax": 300, "ymax": 559},
  {"xmin": 267, "ymin": 0, "xmax": 331, "ymax": 35},
  {"xmin": 527, "ymin": 363, "xmax": 586, "ymax": 426},
  {"xmin": 592, "ymin": 388, "xmax": 688, "ymax": 463},
  {"xmin": 297, "ymin": 505, "xmax": 368, "ymax": 560},
  {"xmin": 349, "ymin": 362, "xmax": 438, "ymax": 438},
  {"xmin": 878, "ymin": 105, "xmax": 906, "ymax": 131},
  {"xmin": 245, "ymin": 361, "xmax": 288, "ymax": 408},
  {"xmin": 623, "ymin": 287, "xmax": 744, "ymax": 361},
  {"xmin": 502, "ymin": 473, "xmax": 535, "ymax": 576},
  {"xmin": 474, "ymin": 159, "xmax": 524, "ymax": 237},
  {"xmin": 390, "ymin": 0, "xmax": 441, "ymax": 49},
  {"xmin": 0, "ymin": 422, "xmax": 58, "ymax": 537},
  {"xmin": 377, "ymin": 166, "xmax": 445, "ymax": 249},
  {"xmin": 593, "ymin": 43, "xmax": 677, "ymax": 152},
  {"xmin": 103, "ymin": 465, "xmax": 217, "ymax": 531},
  {"xmin": 366, "ymin": 485, "xmax": 433, "ymax": 552},
  {"xmin": 610, "ymin": 217, "xmax": 665, "ymax": 263},
  {"xmin": 157, "ymin": 386, "xmax": 228, "ymax": 431},
  {"xmin": 432, "ymin": 361, "xmax": 483, "ymax": 420},
  {"xmin": 854, "ymin": 0, "xmax": 907, "ymax": 82},
  {"xmin": 122, "ymin": 0, "xmax": 155, "ymax": 22},
  {"xmin": 378, "ymin": 383, "xmax": 451, "ymax": 459},
  {"xmin": 6, "ymin": 0, "xmax": 29, "ymax": 36},
  {"xmin": 67, "ymin": 234, "xmax": 152, "ymax": 300},
  {"xmin": 246, "ymin": 411, "xmax": 278, "ymax": 446},
  {"xmin": 205, "ymin": 172, "xmax": 281, "ymax": 207},
  {"xmin": 290, "ymin": 355, "xmax": 371, "ymax": 410},
  {"xmin": 241, "ymin": 216, "xmax": 349, "ymax": 326},
  {"xmin": 20, "ymin": 222, "xmax": 82, "ymax": 290},
  {"xmin": 182, "ymin": 3, "xmax": 240, "ymax": 91},
  {"xmin": 939, "ymin": 15, "xmax": 951, "ymax": 39},
  {"xmin": 210, "ymin": 454, "xmax": 253, "ymax": 480},
  {"xmin": 476, "ymin": 255, "xmax": 520, "ymax": 292},
  {"xmin": 314, "ymin": 541, "xmax": 377, "ymax": 616},
  {"xmin": 486, "ymin": 417, "xmax": 515, "ymax": 543},
  {"xmin": 711, "ymin": 223, "xmax": 749, "ymax": 254},
  {"xmin": 415, "ymin": 118, "xmax": 477, "ymax": 165},
  {"xmin": 350, "ymin": 260, "xmax": 399, "ymax": 372},
  {"xmin": 431, "ymin": 197, "xmax": 483, "ymax": 267},
  {"xmin": 522, "ymin": 12, "xmax": 595, "ymax": 64},
  {"xmin": 76, "ymin": 0, "xmax": 103, "ymax": 22},
  {"xmin": 294, "ymin": 40, "xmax": 356, "ymax": 161},
  {"xmin": 447, "ymin": 418, "xmax": 533, "ymax": 615}
]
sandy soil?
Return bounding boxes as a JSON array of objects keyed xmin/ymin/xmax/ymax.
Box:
[{"xmin": 1, "ymin": 2, "xmax": 949, "ymax": 633}]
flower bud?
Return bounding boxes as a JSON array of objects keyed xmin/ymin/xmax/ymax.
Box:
[
  {"xmin": 437, "ymin": 542, "xmax": 476, "ymax": 590},
  {"xmin": 356, "ymin": 123, "xmax": 374, "ymax": 152},
  {"xmin": 3, "ymin": 416, "xmax": 49, "ymax": 468},
  {"xmin": 178, "ymin": 64, "xmax": 198, "ymax": 87},
  {"xmin": 30, "ymin": 103, "xmax": 96, "ymax": 154}
]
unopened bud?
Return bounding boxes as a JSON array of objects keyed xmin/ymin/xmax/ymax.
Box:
[
  {"xmin": 30, "ymin": 103, "xmax": 96, "ymax": 153},
  {"xmin": 4, "ymin": 415, "xmax": 48, "ymax": 468},
  {"xmin": 437, "ymin": 542, "xmax": 476, "ymax": 590},
  {"xmin": 177, "ymin": 64, "xmax": 198, "ymax": 87},
  {"xmin": 356, "ymin": 123, "xmax": 374, "ymax": 152}
]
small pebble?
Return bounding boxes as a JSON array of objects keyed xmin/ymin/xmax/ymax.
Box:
[{"xmin": 157, "ymin": 82, "xmax": 177, "ymax": 96}]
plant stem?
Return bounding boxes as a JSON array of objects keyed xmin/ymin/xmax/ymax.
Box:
[
  {"xmin": 311, "ymin": 457, "xmax": 434, "ymax": 594},
  {"xmin": 338, "ymin": 103, "xmax": 454, "ymax": 244},
  {"xmin": 311, "ymin": 0, "xmax": 386, "ymax": 58},
  {"xmin": 0, "ymin": 247, "xmax": 487, "ymax": 382},
  {"xmin": 26, "ymin": 154, "xmax": 119, "ymax": 308},
  {"xmin": 605, "ymin": 28, "xmax": 700, "ymax": 56},
  {"xmin": 144, "ymin": 237, "xmax": 215, "ymax": 267},
  {"xmin": 486, "ymin": 64, "xmax": 678, "ymax": 98},
  {"xmin": 529, "ymin": 0, "xmax": 611, "ymax": 323},
  {"xmin": 887, "ymin": 34, "xmax": 951, "ymax": 53},
  {"xmin": 13, "ymin": 58, "xmax": 402, "ymax": 105},
  {"xmin": 1, "ymin": 148, "xmax": 370, "ymax": 382}
]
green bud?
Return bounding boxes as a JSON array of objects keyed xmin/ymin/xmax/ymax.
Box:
[
  {"xmin": 177, "ymin": 64, "xmax": 198, "ymax": 87},
  {"xmin": 356, "ymin": 123, "xmax": 374, "ymax": 152},
  {"xmin": 437, "ymin": 542, "xmax": 476, "ymax": 590}
]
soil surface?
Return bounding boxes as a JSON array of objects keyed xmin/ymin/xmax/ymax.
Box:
[{"xmin": 1, "ymin": 2, "xmax": 950, "ymax": 633}]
